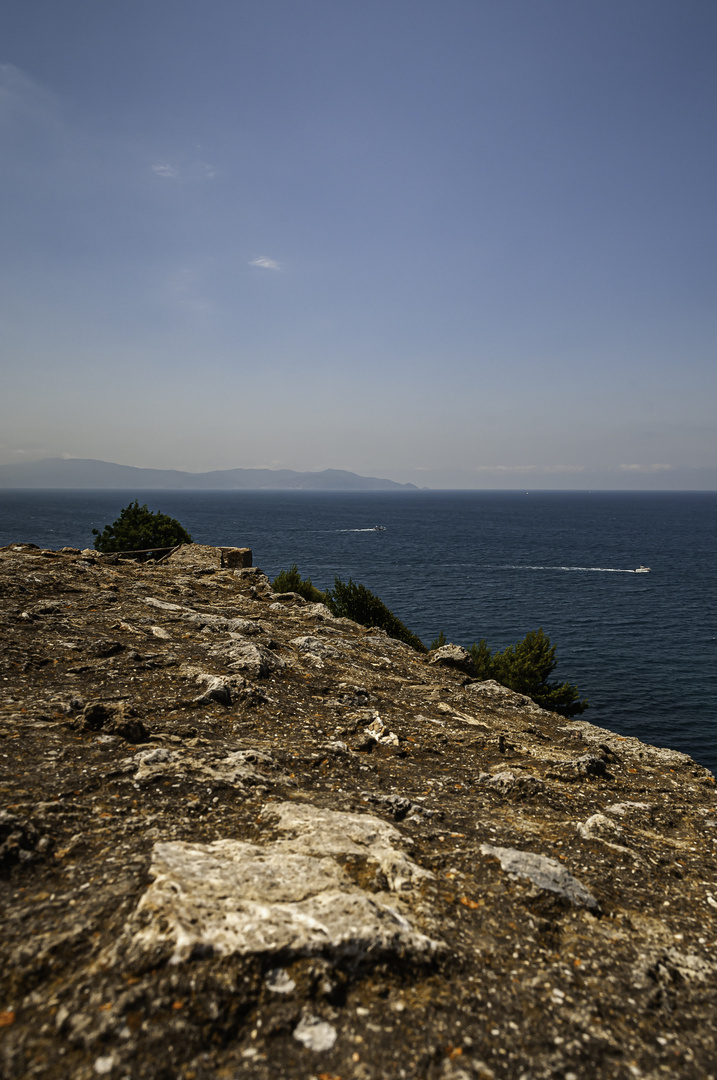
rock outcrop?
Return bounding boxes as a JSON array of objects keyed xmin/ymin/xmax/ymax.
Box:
[{"xmin": 1, "ymin": 542, "xmax": 716, "ymax": 1079}]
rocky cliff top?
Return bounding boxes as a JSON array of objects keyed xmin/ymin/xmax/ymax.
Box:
[{"xmin": 1, "ymin": 542, "xmax": 716, "ymax": 1080}]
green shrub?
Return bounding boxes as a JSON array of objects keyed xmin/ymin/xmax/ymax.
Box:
[
  {"xmin": 92, "ymin": 500, "xmax": 192, "ymax": 553},
  {"xmin": 469, "ymin": 627, "xmax": 588, "ymax": 717},
  {"xmin": 271, "ymin": 563, "xmax": 327, "ymax": 603},
  {"xmin": 325, "ymin": 577, "xmax": 427, "ymax": 653},
  {"xmin": 429, "ymin": 630, "xmax": 447, "ymax": 651},
  {"xmin": 468, "ymin": 638, "xmax": 494, "ymax": 681}
]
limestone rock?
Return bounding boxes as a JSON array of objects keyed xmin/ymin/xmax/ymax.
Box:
[
  {"xmin": 293, "ymin": 1013, "xmax": 337, "ymax": 1051},
  {"xmin": 189, "ymin": 671, "xmax": 244, "ymax": 706},
  {"xmin": 428, "ymin": 644, "xmax": 477, "ymax": 676},
  {"xmin": 478, "ymin": 769, "xmax": 543, "ymax": 799},
  {"xmin": 480, "ymin": 843, "xmax": 599, "ymax": 910},
  {"xmin": 233, "ymin": 566, "xmax": 272, "ymax": 589},
  {"xmin": 262, "ymin": 801, "xmax": 433, "ymax": 892},
  {"xmin": 208, "ymin": 638, "xmax": 285, "ymax": 677},
  {"xmin": 577, "ymin": 812, "xmax": 623, "ymax": 841},
  {"xmin": 114, "ymin": 811, "xmax": 441, "ymax": 970},
  {"xmin": 547, "ymin": 753, "xmax": 610, "ymax": 782},
  {"xmin": 364, "ymin": 714, "xmax": 399, "ymax": 746},
  {"xmin": 464, "ymin": 678, "xmax": 549, "ymax": 714},
  {"xmin": 290, "ymin": 634, "xmax": 339, "ymax": 659},
  {"xmin": 133, "ymin": 747, "xmax": 275, "ymax": 788}
]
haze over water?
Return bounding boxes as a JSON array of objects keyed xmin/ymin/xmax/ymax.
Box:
[{"xmin": 3, "ymin": 489, "xmax": 715, "ymax": 773}]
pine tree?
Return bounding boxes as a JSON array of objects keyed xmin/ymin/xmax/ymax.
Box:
[
  {"xmin": 489, "ymin": 628, "xmax": 588, "ymax": 716},
  {"xmin": 271, "ymin": 564, "xmax": 327, "ymax": 603},
  {"xmin": 325, "ymin": 577, "xmax": 426, "ymax": 652},
  {"xmin": 468, "ymin": 638, "xmax": 493, "ymax": 680},
  {"xmin": 92, "ymin": 501, "xmax": 192, "ymax": 553}
]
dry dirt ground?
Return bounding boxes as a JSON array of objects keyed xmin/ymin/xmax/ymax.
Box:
[{"xmin": 1, "ymin": 542, "xmax": 716, "ymax": 1080}]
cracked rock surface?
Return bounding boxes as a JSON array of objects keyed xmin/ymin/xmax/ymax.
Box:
[{"xmin": 1, "ymin": 541, "xmax": 716, "ymax": 1079}]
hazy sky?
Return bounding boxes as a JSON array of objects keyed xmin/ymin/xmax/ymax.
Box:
[{"xmin": 1, "ymin": 0, "xmax": 715, "ymax": 488}]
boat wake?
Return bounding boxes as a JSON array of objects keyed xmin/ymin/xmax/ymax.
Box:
[{"xmin": 506, "ymin": 565, "xmax": 642, "ymax": 574}]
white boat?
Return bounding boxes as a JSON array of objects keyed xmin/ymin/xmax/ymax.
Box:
[
  {"xmin": 371, "ymin": 525, "xmax": 387, "ymax": 532},
  {"xmin": 635, "ymin": 565, "xmax": 651, "ymax": 573}
]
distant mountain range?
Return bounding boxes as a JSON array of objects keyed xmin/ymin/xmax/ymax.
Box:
[{"xmin": 0, "ymin": 458, "xmax": 417, "ymax": 491}]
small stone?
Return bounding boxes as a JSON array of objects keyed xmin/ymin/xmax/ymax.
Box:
[
  {"xmin": 479, "ymin": 771, "xmax": 542, "ymax": 799},
  {"xmin": 428, "ymin": 644, "xmax": 477, "ymax": 676},
  {"xmin": 292, "ymin": 1013, "xmax": 337, "ymax": 1051},
  {"xmin": 575, "ymin": 754, "xmax": 608, "ymax": 778},
  {"xmin": 94, "ymin": 1055, "xmax": 116, "ymax": 1075},
  {"xmin": 210, "ymin": 640, "xmax": 285, "ymax": 678},
  {"xmin": 291, "ymin": 635, "xmax": 339, "ymax": 659},
  {"xmin": 137, "ymin": 747, "xmax": 174, "ymax": 767},
  {"xmin": 265, "ymin": 967, "xmax": 296, "ymax": 994},
  {"xmin": 192, "ymin": 673, "xmax": 237, "ymax": 707},
  {"xmin": 577, "ymin": 813, "xmax": 622, "ymax": 841},
  {"xmin": 364, "ymin": 794, "xmax": 414, "ymax": 821}
]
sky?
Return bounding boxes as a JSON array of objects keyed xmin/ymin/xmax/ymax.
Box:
[{"xmin": 1, "ymin": 0, "xmax": 715, "ymax": 489}]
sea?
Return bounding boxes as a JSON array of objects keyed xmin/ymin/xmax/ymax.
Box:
[{"xmin": 1, "ymin": 489, "xmax": 715, "ymax": 775}]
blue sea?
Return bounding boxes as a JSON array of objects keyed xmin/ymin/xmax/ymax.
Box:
[{"xmin": 1, "ymin": 489, "xmax": 715, "ymax": 774}]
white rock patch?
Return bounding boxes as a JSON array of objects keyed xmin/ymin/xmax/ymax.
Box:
[
  {"xmin": 293, "ymin": 1013, "xmax": 337, "ymax": 1051},
  {"xmin": 263, "ymin": 801, "xmax": 432, "ymax": 891},
  {"xmin": 481, "ymin": 843, "xmax": 598, "ymax": 910},
  {"xmin": 117, "ymin": 805, "xmax": 440, "ymax": 967}
]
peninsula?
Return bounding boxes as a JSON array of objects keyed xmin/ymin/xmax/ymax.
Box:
[
  {"xmin": 1, "ymin": 541, "xmax": 715, "ymax": 1079},
  {"xmin": 0, "ymin": 458, "xmax": 417, "ymax": 491}
]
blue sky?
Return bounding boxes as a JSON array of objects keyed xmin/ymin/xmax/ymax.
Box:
[{"xmin": 1, "ymin": 0, "xmax": 715, "ymax": 488}]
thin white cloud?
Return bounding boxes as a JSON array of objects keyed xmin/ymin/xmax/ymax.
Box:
[
  {"xmin": 250, "ymin": 256, "xmax": 281, "ymax": 270},
  {"xmin": 473, "ymin": 464, "xmax": 587, "ymax": 474},
  {"xmin": 151, "ymin": 160, "xmax": 217, "ymax": 181},
  {"xmin": 472, "ymin": 464, "xmax": 676, "ymax": 475},
  {"xmin": 617, "ymin": 463, "xmax": 672, "ymax": 472},
  {"xmin": 151, "ymin": 162, "xmax": 179, "ymax": 178}
]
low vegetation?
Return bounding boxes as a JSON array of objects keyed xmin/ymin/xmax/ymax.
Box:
[
  {"xmin": 431, "ymin": 625, "xmax": 586, "ymax": 716},
  {"xmin": 325, "ymin": 577, "xmax": 428, "ymax": 653},
  {"xmin": 468, "ymin": 628, "xmax": 588, "ymax": 716},
  {"xmin": 92, "ymin": 500, "xmax": 193, "ymax": 553},
  {"xmin": 271, "ymin": 563, "xmax": 327, "ymax": 604},
  {"xmin": 272, "ymin": 569, "xmax": 585, "ymax": 714},
  {"xmin": 112, "ymin": 526, "xmax": 585, "ymax": 715}
]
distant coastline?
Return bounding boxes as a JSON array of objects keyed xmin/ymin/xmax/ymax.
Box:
[{"xmin": 0, "ymin": 457, "xmax": 417, "ymax": 491}]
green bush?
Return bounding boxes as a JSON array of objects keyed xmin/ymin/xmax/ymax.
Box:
[
  {"xmin": 325, "ymin": 577, "xmax": 427, "ymax": 653},
  {"xmin": 469, "ymin": 627, "xmax": 588, "ymax": 717},
  {"xmin": 92, "ymin": 500, "xmax": 192, "ymax": 553},
  {"xmin": 468, "ymin": 638, "xmax": 493, "ymax": 681},
  {"xmin": 271, "ymin": 563, "xmax": 327, "ymax": 603}
]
